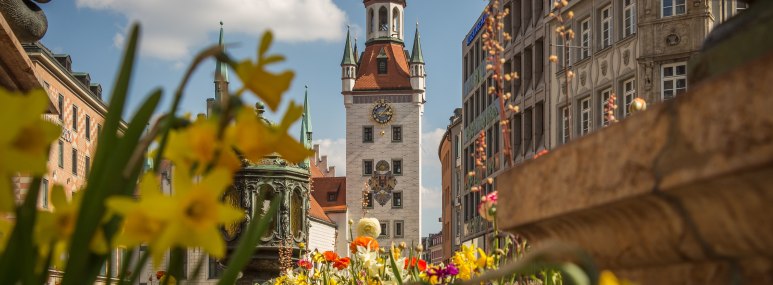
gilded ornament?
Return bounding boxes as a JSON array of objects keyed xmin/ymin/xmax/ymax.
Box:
[{"xmin": 629, "ymin": 98, "xmax": 647, "ymax": 114}]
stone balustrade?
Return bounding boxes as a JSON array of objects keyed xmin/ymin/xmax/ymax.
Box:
[{"xmin": 497, "ymin": 52, "xmax": 773, "ymax": 284}]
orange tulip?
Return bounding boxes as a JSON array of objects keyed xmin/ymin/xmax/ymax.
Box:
[{"xmin": 350, "ymin": 236, "xmax": 379, "ymax": 254}]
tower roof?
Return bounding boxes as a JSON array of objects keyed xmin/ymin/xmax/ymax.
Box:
[
  {"xmin": 410, "ymin": 23, "xmax": 424, "ymax": 64},
  {"xmin": 341, "ymin": 27, "xmax": 357, "ymax": 66},
  {"xmin": 300, "ymin": 85, "xmax": 312, "ymax": 146},
  {"xmin": 352, "ymin": 43, "xmax": 412, "ymax": 91}
]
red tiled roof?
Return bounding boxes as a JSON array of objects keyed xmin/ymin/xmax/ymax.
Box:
[
  {"xmin": 309, "ymin": 195, "xmax": 333, "ymax": 223},
  {"xmin": 310, "ymin": 162, "xmax": 325, "ymax": 178},
  {"xmin": 353, "ymin": 43, "xmax": 412, "ymax": 91},
  {"xmin": 322, "ymin": 205, "xmax": 347, "ymax": 213},
  {"xmin": 311, "ymin": 177, "xmax": 347, "ymax": 211}
]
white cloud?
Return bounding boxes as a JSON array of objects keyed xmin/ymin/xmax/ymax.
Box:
[
  {"xmin": 77, "ymin": 0, "xmax": 347, "ymax": 60},
  {"xmin": 421, "ymin": 128, "xmax": 446, "ymax": 171},
  {"xmin": 420, "ymin": 185, "xmax": 442, "ymax": 209},
  {"xmin": 112, "ymin": 32, "xmax": 124, "ymax": 48},
  {"xmin": 313, "ymin": 138, "xmax": 346, "ymax": 174}
]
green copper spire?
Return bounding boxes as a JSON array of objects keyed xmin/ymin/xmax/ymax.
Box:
[
  {"xmin": 300, "ymin": 86, "xmax": 312, "ymax": 168},
  {"xmin": 341, "ymin": 26, "xmax": 356, "ymax": 66},
  {"xmin": 410, "ymin": 22, "xmax": 424, "ymax": 64},
  {"xmin": 215, "ymin": 21, "xmax": 229, "ymax": 102}
]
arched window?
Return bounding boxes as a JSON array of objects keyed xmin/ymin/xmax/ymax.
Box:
[
  {"xmin": 257, "ymin": 184, "xmax": 276, "ymax": 239},
  {"xmin": 379, "ymin": 7, "xmax": 388, "ymax": 31},
  {"xmin": 392, "ymin": 7, "xmax": 400, "ymax": 33},
  {"xmin": 369, "ymin": 9, "xmax": 374, "ymax": 33},
  {"xmin": 290, "ymin": 188, "xmax": 304, "ymax": 239}
]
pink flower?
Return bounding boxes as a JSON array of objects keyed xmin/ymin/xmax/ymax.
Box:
[{"xmin": 478, "ymin": 191, "xmax": 498, "ymax": 222}]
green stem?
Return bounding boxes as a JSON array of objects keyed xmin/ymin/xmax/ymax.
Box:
[
  {"xmin": 153, "ymin": 45, "xmax": 225, "ymax": 174},
  {"xmin": 190, "ymin": 250, "xmax": 207, "ymax": 281},
  {"xmin": 125, "ymin": 250, "xmax": 150, "ymax": 285},
  {"xmin": 117, "ymin": 248, "xmax": 135, "ymax": 285}
]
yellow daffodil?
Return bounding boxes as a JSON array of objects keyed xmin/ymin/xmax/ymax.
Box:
[
  {"xmin": 599, "ymin": 270, "xmax": 635, "ymax": 285},
  {"xmin": 227, "ymin": 104, "xmax": 313, "ymax": 163},
  {"xmin": 234, "ymin": 31, "xmax": 294, "ymax": 111},
  {"xmin": 165, "ymin": 116, "xmax": 240, "ymax": 174},
  {"xmin": 106, "ymin": 173, "xmax": 174, "ymax": 265},
  {"xmin": 154, "ymin": 167, "xmax": 244, "ymax": 259},
  {"xmin": 0, "ymin": 89, "xmax": 60, "ymax": 212},
  {"xmin": 35, "ymin": 186, "xmax": 85, "ymax": 268}
]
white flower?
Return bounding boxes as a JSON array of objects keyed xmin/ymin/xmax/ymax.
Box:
[{"xmin": 356, "ymin": 217, "xmax": 381, "ymax": 238}]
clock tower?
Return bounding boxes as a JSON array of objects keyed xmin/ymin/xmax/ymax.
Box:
[{"xmin": 341, "ymin": 0, "xmax": 425, "ymax": 247}]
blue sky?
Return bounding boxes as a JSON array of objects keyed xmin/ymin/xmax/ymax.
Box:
[{"xmin": 39, "ymin": 0, "xmax": 487, "ymax": 237}]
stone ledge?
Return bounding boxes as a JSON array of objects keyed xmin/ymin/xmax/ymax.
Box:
[{"xmin": 498, "ymin": 51, "xmax": 773, "ymax": 284}]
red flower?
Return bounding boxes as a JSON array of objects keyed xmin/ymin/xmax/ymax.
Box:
[
  {"xmin": 404, "ymin": 257, "xmax": 427, "ymax": 272},
  {"xmin": 350, "ymin": 236, "xmax": 379, "ymax": 253},
  {"xmin": 333, "ymin": 257, "xmax": 351, "ymax": 270},
  {"xmin": 323, "ymin": 251, "xmax": 339, "ymax": 262},
  {"xmin": 155, "ymin": 270, "xmax": 166, "ymax": 280},
  {"xmin": 297, "ymin": 259, "xmax": 313, "ymax": 270},
  {"xmin": 534, "ymin": 149, "xmax": 549, "ymax": 158}
]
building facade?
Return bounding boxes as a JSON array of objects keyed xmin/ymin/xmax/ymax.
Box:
[
  {"xmin": 455, "ymin": 0, "xmax": 748, "ymax": 251},
  {"xmin": 342, "ymin": 0, "xmax": 425, "ymax": 247},
  {"xmin": 548, "ymin": 0, "xmax": 747, "ymax": 147},
  {"xmin": 439, "ymin": 109, "xmax": 462, "ymax": 262}
]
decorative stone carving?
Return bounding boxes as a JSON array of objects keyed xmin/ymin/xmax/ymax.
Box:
[
  {"xmin": 601, "ymin": 61, "xmax": 608, "ymax": 76},
  {"xmin": 0, "ymin": 0, "xmax": 51, "ymax": 43},
  {"xmin": 666, "ymin": 34, "xmax": 680, "ymax": 46},
  {"xmin": 580, "ymin": 71, "xmax": 587, "ymax": 86},
  {"xmin": 623, "ymin": 50, "xmax": 631, "ymax": 65},
  {"xmin": 643, "ymin": 62, "xmax": 654, "ymax": 91}
]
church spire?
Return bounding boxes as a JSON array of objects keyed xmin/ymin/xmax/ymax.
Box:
[
  {"xmin": 300, "ymin": 86, "xmax": 313, "ymax": 168},
  {"xmin": 410, "ymin": 22, "xmax": 424, "ymax": 64},
  {"xmin": 341, "ymin": 26, "xmax": 356, "ymax": 66},
  {"xmin": 214, "ymin": 21, "xmax": 229, "ymax": 102}
]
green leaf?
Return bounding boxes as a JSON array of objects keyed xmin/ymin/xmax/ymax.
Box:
[
  {"xmin": 218, "ymin": 195, "xmax": 281, "ymax": 285},
  {"xmin": 0, "ymin": 177, "xmax": 42, "ymax": 284},
  {"xmin": 558, "ymin": 263, "xmax": 590, "ymax": 285},
  {"xmin": 388, "ymin": 246, "xmax": 404, "ymax": 285},
  {"xmin": 61, "ymin": 23, "xmax": 142, "ymax": 285}
]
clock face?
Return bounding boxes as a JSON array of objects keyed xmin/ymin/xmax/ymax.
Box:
[{"xmin": 371, "ymin": 99, "xmax": 393, "ymax": 124}]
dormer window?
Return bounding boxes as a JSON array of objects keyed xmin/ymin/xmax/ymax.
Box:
[
  {"xmin": 377, "ymin": 48, "xmax": 388, "ymax": 74},
  {"xmin": 378, "ymin": 59, "xmax": 387, "ymax": 74}
]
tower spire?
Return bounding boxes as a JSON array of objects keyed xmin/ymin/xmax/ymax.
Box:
[
  {"xmin": 300, "ymin": 85, "xmax": 313, "ymax": 168},
  {"xmin": 215, "ymin": 21, "xmax": 229, "ymax": 103},
  {"xmin": 341, "ymin": 26, "xmax": 356, "ymax": 66},
  {"xmin": 410, "ymin": 22, "xmax": 424, "ymax": 64}
]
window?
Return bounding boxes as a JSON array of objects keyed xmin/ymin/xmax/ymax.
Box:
[
  {"xmin": 72, "ymin": 105, "xmax": 78, "ymax": 131},
  {"xmin": 379, "ymin": 7, "xmax": 388, "ymax": 31},
  {"xmin": 85, "ymin": 115, "xmax": 91, "ymax": 141},
  {"xmin": 513, "ymin": 114, "xmax": 522, "ymax": 156},
  {"xmin": 208, "ymin": 255, "xmax": 222, "ymax": 279},
  {"xmin": 392, "ymin": 159, "xmax": 402, "ymax": 175},
  {"xmin": 363, "ymin": 192, "xmax": 374, "ymax": 208},
  {"xmin": 580, "ymin": 18, "xmax": 590, "ymax": 59},
  {"xmin": 623, "ymin": 0, "xmax": 636, "ymax": 37},
  {"xmin": 561, "ymin": 107, "xmax": 570, "ymax": 144},
  {"xmin": 600, "ymin": 5, "xmax": 612, "ymax": 49},
  {"xmin": 394, "ymin": 220, "xmax": 404, "ymax": 238},
  {"xmin": 662, "ymin": 63, "xmax": 686, "ymax": 100},
  {"xmin": 363, "ymin": 126, "xmax": 374, "ymax": 143},
  {"xmin": 327, "ymin": 192, "xmax": 337, "ymax": 202},
  {"xmin": 378, "ymin": 59, "xmax": 387, "ymax": 74},
  {"xmin": 40, "ymin": 178, "xmax": 48, "ymax": 209},
  {"xmin": 379, "ymin": 222, "xmax": 389, "ymax": 238},
  {"xmin": 580, "ymin": 97, "xmax": 591, "ymax": 136},
  {"xmin": 600, "ymin": 88, "xmax": 612, "ymax": 126},
  {"xmin": 392, "ymin": 192, "xmax": 403, "ymax": 208},
  {"xmin": 662, "ymin": 0, "xmax": 686, "ymax": 17},
  {"xmin": 392, "ymin": 7, "xmax": 400, "ymax": 33},
  {"xmin": 72, "ymin": 148, "xmax": 78, "ymax": 175},
  {"xmin": 623, "ymin": 79, "xmax": 636, "ymax": 117},
  {"xmin": 736, "ymin": 2, "xmax": 748, "ymax": 14},
  {"xmin": 58, "ymin": 94, "xmax": 64, "ymax": 121},
  {"xmin": 369, "ymin": 8, "xmax": 374, "ymax": 33},
  {"xmin": 58, "ymin": 140, "xmax": 64, "ymax": 168},
  {"xmin": 392, "ymin": 125, "xmax": 402, "ymax": 142},
  {"xmin": 85, "ymin": 156, "xmax": 91, "ymax": 177},
  {"xmin": 363, "ymin": 160, "xmax": 373, "ymax": 176}
]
